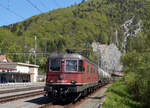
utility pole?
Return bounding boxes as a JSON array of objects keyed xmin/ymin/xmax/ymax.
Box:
[
  {"xmin": 115, "ymin": 30, "xmax": 119, "ymax": 46},
  {"xmin": 34, "ymin": 36, "xmax": 37, "ymax": 65},
  {"xmin": 86, "ymin": 43, "xmax": 89, "ymax": 57},
  {"xmin": 98, "ymin": 49, "xmax": 101, "ymax": 68},
  {"xmin": 41, "ymin": 37, "xmax": 48, "ymax": 56},
  {"xmin": 23, "ymin": 34, "xmax": 27, "ymax": 63}
]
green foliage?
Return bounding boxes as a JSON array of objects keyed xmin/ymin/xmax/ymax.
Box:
[
  {"xmin": 120, "ymin": 1, "xmax": 150, "ymax": 106},
  {"xmin": 122, "ymin": 52, "xmax": 150, "ymax": 107},
  {"xmin": 102, "ymin": 81, "xmax": 142, "ymax": 108},
  {"xmin": 0, "ymin": 0, "xmax": 150, "ymax": 77},
  {"xmin": 0, "ymin": 0, "xmax": 149, "ymax": 106},
  {"xmin": 1, "ymin": 0, "xmax": 148, "ymax": 54}
]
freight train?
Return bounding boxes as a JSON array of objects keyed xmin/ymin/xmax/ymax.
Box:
[{"xmin": 44, "ymin": 53, "xmax": 110, "ymax": 101}]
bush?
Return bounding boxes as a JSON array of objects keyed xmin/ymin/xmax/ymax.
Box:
[
  {"xmin": 122, "ymin": 52, "xmax": 150, "ymax": 107},
  {"xmin": 102, "ymin": 81, "xmax": 142, "ymax": 108}
]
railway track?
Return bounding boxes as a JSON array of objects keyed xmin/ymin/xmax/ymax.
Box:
[
  {"xmin": 0, "ymin": 85, "xmax": 109, "ymax": 108},
  {"xmin": 0, "ymin": 86, "xmax": 44, "ymax": 94},
  {"xmin": 0, "ymin": 90, "xmax": 45, "ymax": 103},
  {"xmin": 39, "ymin": 84, "xmax": 109, "ymax": 108}
]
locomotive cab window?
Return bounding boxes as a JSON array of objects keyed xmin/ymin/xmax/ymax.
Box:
[
  {"xmin": 49, "ymin": 59, "xmax": 61, "ymax": 72},
  {"xmin": 66, "ymin": 60, "xmax": 78, "ymax": 72},
  {"xmin": 79, "ymin": 60, "xmax": 84, "ymax": 72}
]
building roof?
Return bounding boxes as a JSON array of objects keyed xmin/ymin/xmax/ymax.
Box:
[
  {"xmin": 111, "ymin": 72, "xmax": 124, "ymax": 77},
  {"xmin": 0, "ymin": 67, "xmax": 16, "ymax": 70},
  {"xmin": 0, "ymin": 62, "xmax": 39, "ymax": 68}
]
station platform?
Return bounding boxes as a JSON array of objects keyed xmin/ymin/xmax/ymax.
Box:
[{"xmin": 0, "ymin": 82, "xmax": 45, "ymax": 90}]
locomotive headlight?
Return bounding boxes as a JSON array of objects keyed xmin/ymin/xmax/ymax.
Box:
[
  {"xmin": 49, "ymin": 80, "xmax": 54, "ymax": 83},
  {"xmin": 59, "ymin": 74, "xmax": 64, "ymax": 80},
  {"xmin": 71, "ymin": 80, "xmax": 76, "ymax": 84}
]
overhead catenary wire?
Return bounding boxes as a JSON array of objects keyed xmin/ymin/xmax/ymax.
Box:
[
  {"xmin": 39, "ymin": 0, "xmax": 47, "ymax": 9},
  {"xmin": 64, "ymin": 0, "xmax": 77, "ymax": 6},
  {"xmin": 8, "ymin": 0, "xmax": 10, "ymax": 9},
  {"xmin": 53, "ymin": 0, "xmax": 63, "ymax": 8},
  {"xmin": 25, "ymin": 0, "xmax": 43, "ymax": 13},
  {"xmin": 0, "ymin": 3, "xmax": 24, "ymax": 19},
  {"xmin": 66, "ymin": 0, "xmax": 82, "ymax": 5},
  {"xmin": 53, "ymin": 0, "xmax": 82, "ymax": 9}
]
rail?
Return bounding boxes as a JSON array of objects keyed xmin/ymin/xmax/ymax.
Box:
[{"xmin": 0, "ymin": 90, "xmax": 44, "ymax": 103}]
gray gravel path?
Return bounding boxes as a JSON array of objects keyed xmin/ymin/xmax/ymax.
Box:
[
  {"xmin": 0, "ymin": 84, "xmax": 111, "ymax": 108},
  {"xmin": 75, "ymin": 84, "xmax": 111, "ymax": 108},
  {"xmin": 0, "ymin": 95, "xmax": 52, "ymax": 108},
  {"xmin": 0, "ymin": 82, "xmax": 45, "ymax": 90}
]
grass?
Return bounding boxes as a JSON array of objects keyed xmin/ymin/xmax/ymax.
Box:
[{"xmin": 102, "ymin": 80, "xmax": 142, "ymax": 108}]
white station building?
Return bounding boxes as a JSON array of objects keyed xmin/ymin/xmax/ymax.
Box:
[{"xmin": 0, "ymin": 62, "xmax": 39, "ymax": 83}]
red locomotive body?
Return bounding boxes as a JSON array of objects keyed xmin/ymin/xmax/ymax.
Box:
[{"xmin": 44, "ymin": 53, "xmax": 103, "ymax": 101}]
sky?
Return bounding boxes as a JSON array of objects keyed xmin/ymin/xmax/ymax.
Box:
[{"xmin": 0, "ymin": 0, "xmax": 83, "ymax": 27}]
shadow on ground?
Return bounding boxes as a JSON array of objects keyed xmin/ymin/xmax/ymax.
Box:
[
  {"xmin": 25, "ymin": 96, "xmax": 72, "ymax": 106},
  {"xmin": 88, "ymin": 95, "xmax": 106, "ymax": 100},
  {"xmin": 25, "ymin": 96, "xmax": 53, "ymax": 105}
]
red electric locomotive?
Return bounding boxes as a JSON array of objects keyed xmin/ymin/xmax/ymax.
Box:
[{"xmin": 44, "ymin": 53, "xmax": 101, "ymax": 101}]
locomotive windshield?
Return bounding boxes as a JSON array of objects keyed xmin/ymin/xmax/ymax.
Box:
[
  {"xmin": 50, "ymin": 59, "xmax": 61, "ymax": 72},
  {"xmin": 66, "ymin": 60, "xmax": 77, "ymax": 72}
]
